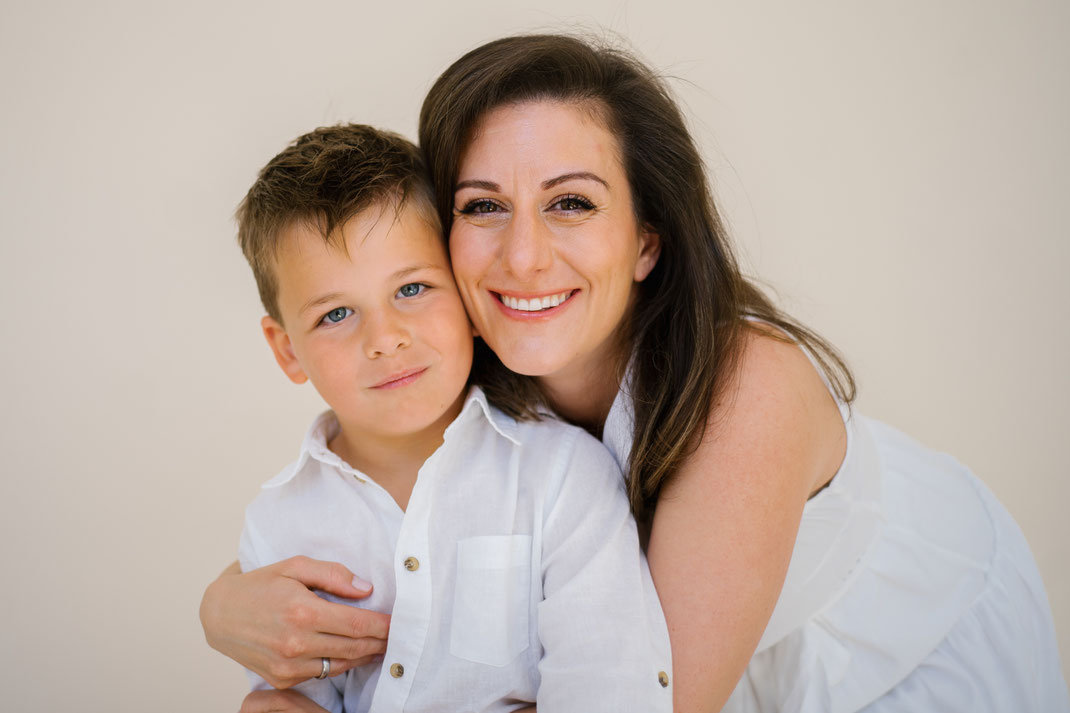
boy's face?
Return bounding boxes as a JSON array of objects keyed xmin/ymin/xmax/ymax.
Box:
[{"xmin": 262, "ymin": 202, "xmax": 474, "ymax": 447}]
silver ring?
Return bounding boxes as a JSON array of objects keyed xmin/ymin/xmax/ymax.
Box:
[{"xmin": 316, "ymin": 657, "xmax": 330, "ymax": 679}]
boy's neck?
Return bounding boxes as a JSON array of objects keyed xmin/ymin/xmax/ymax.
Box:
[{"xmin": 328, "ymin": 388, "xmax": 468, "ymax": 511}]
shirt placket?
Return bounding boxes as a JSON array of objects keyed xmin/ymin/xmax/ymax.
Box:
[{"xmin": 366, "ymin": 447, "xmax": 440, "ymax": 712}]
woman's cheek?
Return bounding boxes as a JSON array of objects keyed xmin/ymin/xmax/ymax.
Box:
[{"xmin": 448, "ymin": 232, "xmax": 487, "ymax": 318}]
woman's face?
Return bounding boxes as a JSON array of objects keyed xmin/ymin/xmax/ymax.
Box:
[{"xmin": 449, "ymin": 100, "xmax": 660, "ymax": 385}]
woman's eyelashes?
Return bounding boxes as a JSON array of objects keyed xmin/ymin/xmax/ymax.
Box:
[
  {"xmin": 552, "ymin": 194, "xmax": 595, "ymax": 213},
  {"xmin": 455, "ymin": 193, "xmax": 596, "ymax": 218},
  {"xmin": 456, "ymin": 198, "xmax": 505, "ymax": 216}
]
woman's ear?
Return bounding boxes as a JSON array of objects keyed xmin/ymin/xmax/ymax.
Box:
[
  {"xmin": 261, "ymin": 315, "xmax": 308, "ymax": 385},
  {"xmin": 634, "ymin": 226, "xmax": 662, "ymax": 282}
]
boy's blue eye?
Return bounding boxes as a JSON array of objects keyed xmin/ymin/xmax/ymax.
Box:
[
  {"xmin": 323, "ymin": 307, "xmax": 352, "ymax": 324},
  {"xmin": 398, "ymin": 283, "xmax": 426, "ymax": 298}
]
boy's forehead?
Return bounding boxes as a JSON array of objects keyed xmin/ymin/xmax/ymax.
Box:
[
  {"xmin": 274, "ymin": 202, "xmax": 446, "ymax": 278},
  {"xmin": 346, "ymin": 201, "xmax": 447, "ymax": 261},
  {"xmin": 349, "ymin": 198, "xmax": 443, "ymax": 245}
]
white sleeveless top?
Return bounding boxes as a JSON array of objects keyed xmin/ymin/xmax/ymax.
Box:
[{"xmin": 601, "ymin": 357, "xmax": 1069, "ymax": 712}]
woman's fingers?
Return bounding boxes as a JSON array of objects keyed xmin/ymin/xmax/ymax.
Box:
[
  {"xmin": 308, "ymin": 597, "xmax": 391, "ymax": 641},
  {"xmin": 201, "ymin": 558, "xmax": 390, "ymax": 690},
  {"xmin": 277, "ymin": 555, "xmax": 374, "ymax": 598},
  {"xmin": 259, "ymin": 577, "xmax": 390, "ymax": 688},
  {"xmin": 257, "ymin": 621, "xmax": 390, "ymax": 688},
  {"xmin": 323, "ymin": 653, "xmax": 382, "ymax": 679},
  {"xmin": 313, "ymin": 629, "xmax": 389, "ymax": 663},
  {"xmin": 289, "ymin": 633, "xmax": 387, "ymax": 682}
]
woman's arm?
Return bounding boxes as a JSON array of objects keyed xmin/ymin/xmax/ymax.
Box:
[
  {"xmin": 241, "ymin": 689, "xmax": 334, "ymax": 713},
  {"xmin": 646, "ymin": 330, "xmax": 847, "ymax": 712},
  {"xmin": 200, "ymin": 556, "xmax": 391, "ymax": 688}
]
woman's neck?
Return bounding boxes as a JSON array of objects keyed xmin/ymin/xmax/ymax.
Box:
[{"xmin": 538, "ymin": 357, "xmax": 623, "ymax": 439}]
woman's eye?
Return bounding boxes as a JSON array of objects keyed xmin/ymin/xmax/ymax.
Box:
[
  {"xmin": 554, "ymin": 194, "xmax": 595, "ymax": 212},
  {"xmin": 457, "ymin": 199, "xmax": 503, "ymax": 215},
  {"xmin": 321, "ymin": 307, "xmax": 352, "ymax": 325},
  {"xmin": 397, "ymin": 283, "xmax": 426, "ymax": 298}
]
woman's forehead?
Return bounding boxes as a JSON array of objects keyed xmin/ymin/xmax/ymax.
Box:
[{"xmin": 458, "ymin": 100, "xmax": 624, "ymax": 180}]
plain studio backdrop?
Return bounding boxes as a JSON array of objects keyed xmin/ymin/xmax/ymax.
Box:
[{"xmin": 1, "ymin": 1, "xmax": 1066, "ymax": 709}]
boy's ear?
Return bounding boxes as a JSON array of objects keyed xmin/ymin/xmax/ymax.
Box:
[
  {"xmin": 261, "ymin": 315, "xmax": 308, "ymax": 385},
  {"xmin": 634, "ymin": 225, "xmax": 661, "ymax": 283}
]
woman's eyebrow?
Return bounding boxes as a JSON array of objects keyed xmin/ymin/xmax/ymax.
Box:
[
  {"xmin": 454, "ymin": 172, "xmax": 610, "ymax": 193},
  {"xmin": 542, "ymin": 172, "xmax": 608, "ymax": 190},
  {"xmin": 454, "ymin": 179, "xmax": 499, "ymax": 192}
]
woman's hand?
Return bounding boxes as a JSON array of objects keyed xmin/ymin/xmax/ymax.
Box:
[
  {"xmin": 240, "ymin": 689, "xmax": 332, "ymax": 713},
  {"xmin": 200, "ymin": 556, "xmax": 390, "ymax": 688}
]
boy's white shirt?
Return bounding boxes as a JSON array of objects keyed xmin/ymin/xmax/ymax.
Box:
[{"xmin": 239, "ymin": 386, "xmax": 672, "ymax": 713}]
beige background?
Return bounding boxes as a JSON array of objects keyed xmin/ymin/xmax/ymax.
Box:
[{"xmin": 1, "ymin": 0, "xmax": 1066, "ymax": 709}]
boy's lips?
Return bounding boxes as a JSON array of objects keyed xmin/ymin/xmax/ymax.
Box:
[{"xmin": 370, "ymin": 367, "xmax": 428, "ymax": 390}]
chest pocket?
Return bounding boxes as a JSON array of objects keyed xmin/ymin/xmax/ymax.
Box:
[{"xmin": 450, "ymin": 534, "xmax": 533, "ymax": 666}]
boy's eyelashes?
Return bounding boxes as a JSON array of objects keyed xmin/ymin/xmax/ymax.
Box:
[
  {"xmin": 314, "ymin": 283, "xmax": 434, "ymax": 328},
  {"xmin": 396, "ymin": 282, "xmax": 429, "ymax": 299},
  {"xmin": 318, "ymin": 306, "xmax": 353, "ymax": 327}
]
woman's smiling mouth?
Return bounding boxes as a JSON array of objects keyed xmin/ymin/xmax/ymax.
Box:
[{"xmin": 495, "ymin": 290, "xmax": 576, "ymax": 313}]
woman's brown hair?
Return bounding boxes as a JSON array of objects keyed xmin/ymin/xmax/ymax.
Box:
[{"xmin": 419, "ymin": 34, "xmax": 854, "ymax": 522}]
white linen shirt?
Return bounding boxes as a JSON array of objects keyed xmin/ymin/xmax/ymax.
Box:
[{"xmin": 239, "ymin": 387, "xmax": 672, "ymax": 713}]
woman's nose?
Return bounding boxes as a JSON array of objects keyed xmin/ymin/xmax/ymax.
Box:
[
  {"xmin": 363, "ymin": 310, "xmax": 411, "ymax": 358},
  {"xmin": 501, "ymin": 211, "xmax": 553, "ymax": 280}
]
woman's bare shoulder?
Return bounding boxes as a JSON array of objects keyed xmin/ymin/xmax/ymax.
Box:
[{"xmin": 690, "ymin": 324, "xmax": 847, "ymax": 496}]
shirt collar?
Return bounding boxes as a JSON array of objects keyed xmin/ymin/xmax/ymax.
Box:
[
  {"xmin": 446, "ymin": 385, "xmax": 522, "ymax": 446},
  {"xmin": 261, "ymin": 386, "xmax": 520, "ymax": 490}
]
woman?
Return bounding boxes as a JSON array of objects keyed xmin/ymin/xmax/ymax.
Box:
[{"xmin": 203, "ymin": 35, "xmax": 1068, "ymax": 712}]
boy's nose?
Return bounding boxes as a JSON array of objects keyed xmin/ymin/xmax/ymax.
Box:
[{"xmin": 363, "ymin": 312, "xmax": 411, "ymax": 358}]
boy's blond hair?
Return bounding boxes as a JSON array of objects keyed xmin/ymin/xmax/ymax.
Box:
[{"xmin": 236, "ymin": 124, "xmax": 438, "ymax": 322}]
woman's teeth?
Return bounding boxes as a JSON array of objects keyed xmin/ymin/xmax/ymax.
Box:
[{"xmin": 500, "ymin": 291, "xmax": 572, "ymax": 312}]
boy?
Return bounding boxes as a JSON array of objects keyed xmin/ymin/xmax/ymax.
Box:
[{"xmin": 234, "ymin": 124, "xmax": 671, "ymax": 712}]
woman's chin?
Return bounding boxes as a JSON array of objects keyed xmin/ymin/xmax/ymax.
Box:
[
  {"xmin": 499, "ymin": 355, "xmax": 560, "ymax": 379},
  {"xmin": 492, "ymin": 344, "xmax": 571, "ymax": 380}
]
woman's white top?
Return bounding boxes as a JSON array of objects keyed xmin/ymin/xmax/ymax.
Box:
[{"xmin": 601, "ymin": 356, "xmax": 1069, "ymax": 712}]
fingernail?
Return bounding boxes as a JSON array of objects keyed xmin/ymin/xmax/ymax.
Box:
[{"xmin": 352, "ymin": 575, "xmax": 373, "ymax": 591}]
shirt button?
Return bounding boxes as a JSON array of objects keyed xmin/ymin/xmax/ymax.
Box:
[
  {"xmin": 390, "ymin": 662, "xmax": 405, "ymax": 678},
  {"xmin": 658, "ymin": 671, "xmax": 669, "ymax": 688},
  {"xmin": 403, "ymin": 556, "xmax": 419, "ymax": 571}
]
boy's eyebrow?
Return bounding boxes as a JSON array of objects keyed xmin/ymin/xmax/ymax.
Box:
[
  {"xmin": 298, "ymin": 264, "xmax": 445, "ymax": 315},
  {"xmin": 300, "ymin": 292, "xmax": 345, "ymax": 316},
  {"xmin": 454, "ymin": 172, "xmax": 609, "ymax": 193},
  {"xmin": 391, "ymin": 262, "xmax": 442, "ymax": 280}
]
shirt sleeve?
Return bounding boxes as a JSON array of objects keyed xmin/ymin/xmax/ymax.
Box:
[
  {"xmin": 238, "ymin": 501, "xmax": 346, "ymax": 713},
  {"xmin": 534, "ymin": 428, "xmax": 673, "ymax": 712}
]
